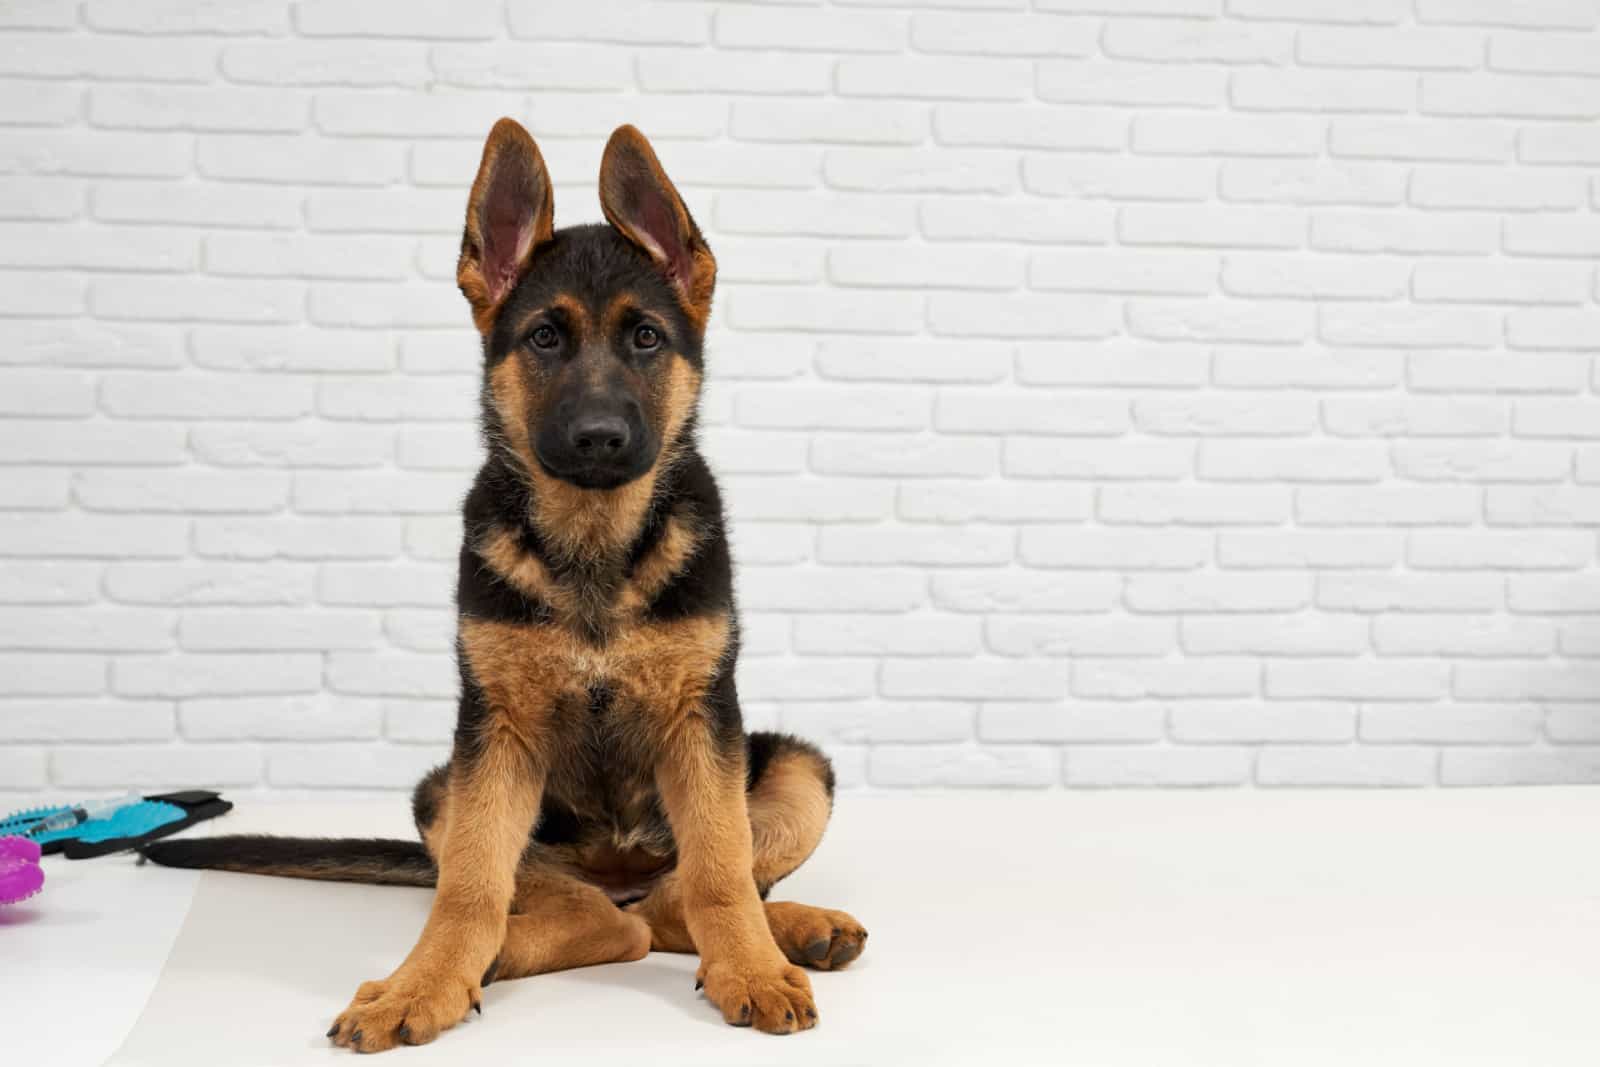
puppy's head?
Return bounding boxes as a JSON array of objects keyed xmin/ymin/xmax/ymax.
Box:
[{"xmin": 458, "ymin": 119, "xmax": 716, "ymax": 491}]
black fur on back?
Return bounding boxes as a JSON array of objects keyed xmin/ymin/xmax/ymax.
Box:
[{"xmin": 139, "ymin": 835, "xmax": 437, "ymax": 887}]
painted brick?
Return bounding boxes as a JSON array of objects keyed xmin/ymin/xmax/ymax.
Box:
[
  {"xmin": 1171, "ymin": 703, "xmax": 1356, "ymax": 743},
  {"xmin": 1312, "ymin": 210, "xmax": 1498, "ymax": 255},
  {"xmin": 1038, "ymin": 62, "xmax": 1227, "ymax": 108},
  {"xmin": 870, "ymin": 745, "xmax": 1057, "ymax": 788},
  {"xmin": 1217, "ymin": 531, "xmax": 1404, "ymax": 569},
  {"xmin": 0, "ymin": 3, "xmax": 1596, "ymax": 793},
  {"xmin": 981, "ymin": 701, "xmax": 1165, "ymax": 743},
  {"xmin": 641, "ymin": 50, "xmax": 832, "ymax": 96},
  {"xmin": 1362, "ymin": 704, "xmax": 1543, "ymax": 744},
  {"xmin": 0, "ymin": 700, "xmax": 175, "ymax": 743},
  {"xmin": 1220, "ymin": 161, "xmax": 1408, "ymax": 206},
  {"xmin": 784, "ymin": 701, "xmax": 975, "ymax": 745},
  {"xmin": 1019, "ymin": 527, "xmax": 1213, "ymax": 570},
  {"xmin": 1422, "ymin": 74, "xmax": 1600, "ymax": 119},
  {"xmin": 53, "ymin": 744, "xmax": 263, "ymax": 789},
  {"xmin": 841, "ymin": 56, "xmax": 1029, "ymax": 100},
  {"xmin": 1416, "ymin": 0, "xmax": 1596, "ymax": 29},
  {"xmin": 1125, "ymin": 574, "xmax": 1313, "ymax": 613},
  {"xmin": 1074, "ymin": 658, "xmax": 1259, "ymax": 699},
  {"xmin": 1299, "ymin": 27, "xmax": 1485, "ymax": 70},
  {"xmin": 718, "ymin": 8, "xmax": 906, "ymax": 52},
  {"xmin": 1330, "ymin": 119, "xmax": 1513, "ymax": 162},
  {"xmin": 1442, "ymin": 748, "xmax": 1600, "ymax": 786},
  {"xmin": 1065, "ymin": 747, "xmax": 1253, "ymax": 788},
  {"xmin": 930, "ymin": 571, "xmax": 1123, "ymax": 613},
  {"xmin": 1257, "ymin": 746, "xmax": 1436, "ymax": 786},
  {"xmin": 1318, "ymin": 574, "xmax": 1503, "ymax": 614},
  {"xmin": 1265, "ymin": 660, "xmax": 1451, "ymax": 701}
]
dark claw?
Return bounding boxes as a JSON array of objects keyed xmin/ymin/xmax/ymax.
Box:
[
  {"xmin": 350, "ymin": 1029, "xmax": 363, "ymax": 1048},
  {"xmin": 805, "ymin": 938, "xmax": 830, "ymax": 961},
  {"xmin": 481, "ymin": 958, "xmax": 500, "ymax": 987},
  {"xmin": 472, "ymin": 1000, "xmax": 483, "ymax": 1015},
  {"xmin": 326, "ymin": 1024, "xmax": 339, "ymax": 1038},
  {"xmin": 806, "ymin": 1008, "xmax": 816, "ymax": 1019},
  {"xmin": 785, "ymin": 1010, "xmax": 794, "ymax": 1022},
  {"xmin": 694, "ymin": 977, "xmax": 703, "ymax": 991},
  {"xmin": 397, "ymin": 1024, "xmax": 410, "ymax": 1043}
]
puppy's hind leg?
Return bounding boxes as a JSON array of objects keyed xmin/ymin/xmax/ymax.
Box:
[
  {"xmin": 631, "ymin": 732, "xmax": 869, "ymax": 972},
  {"xmin": 485, "ymin": 862, "xmax": 652, "ymax": 984}
]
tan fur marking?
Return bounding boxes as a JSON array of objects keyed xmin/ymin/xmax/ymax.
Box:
[
  {"xmin": 476, "ymin": 525, "xmax": 579, "ymax": 619},
  {"xmin": 476, "ymin": 505, "xmax": 703, "ymax": 631},
  {"xmin": 649, "ymin": 728, "xmax": 816, "ymax": 1032},
  {"xmin": 461, "ymin": 613, "xmax": 728, "ymax": 712},
  {"xmin": 492, "ymin": 867, "xmax": 650, "ymax": 980},
  {"xmin": 549, "ymin": 294, "xmax": 588, "ymax": 335},
  {"xmin": 601, "ymin": 292, "xmax": 633, "ymax": 338},
  {"xmin": 682, "ymin": 246, "xmax": 717, "ymax": 333},
  {"xmin": 618, "ymin": 509, "xmax": 704, "ymax": 615},
  {"xmin": 488, "ymin": 352, "xmax": 663, "ymax": 568},
  {"xmin": 631, "ymin": 746, "xmax": 832, "ymax": 954},
  {"xmin": 488, "ymin": 342, "xmax": 702, "ymax": 569},
  {"xmin": 615, "ymin": 614, "xmax": 730, "ymax": 727},
  {"xmin": 331, "ymin": 734, "xmax": 542, "ymax": 1052},
  {"xmin": 749, "ymin": 753, "xmax": 832, "ymax": 889},
  {"xmin": 654, "ymin": 733, "xmax": 769, "ymax": 950},
  {"xmin": 657, "ymin": 358, "xmax": 700, "ymax": 466},
  {"xmin": 488, "ymin": 357, "xmax": 537, "ymax": 478},
  {"xmin": 530, "ymin": 462, "xmax": 659, "ymax": 563},
  {"xmin": 526, "ymin": 357, "xmax": 699, "ymax": 566},
  {"xmin": 420, "ymin": 788, "xmax": 448, "ymax": 861},
  {"xmin": 459, "ymin": 618, "xmax": 584, "ymax": 739}
]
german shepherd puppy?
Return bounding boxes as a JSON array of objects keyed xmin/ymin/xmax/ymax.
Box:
[{"xmin": 142, "ymin": 120, "xmax": 866, "ymax": 1052}]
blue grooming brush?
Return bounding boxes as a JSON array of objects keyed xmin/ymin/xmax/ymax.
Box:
[
  {"xmin": 0, "ymin": 791, "xmax": 232, "ymax": 859},
  {"xmin": 0, "ymin": 804, "xmax": 70, "ymax": 839},
  {"xmin": 32, "ymin": 800, "xmax": 186, "ymax": 849}
]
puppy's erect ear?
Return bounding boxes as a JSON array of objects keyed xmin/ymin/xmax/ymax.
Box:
[
  {"xmin": 458, "ymin": 117, "xmax": 554, "ymax": 334},
  {"xmin": 598, "ymin": 124, "xmax": 716, "ymax": 329}
]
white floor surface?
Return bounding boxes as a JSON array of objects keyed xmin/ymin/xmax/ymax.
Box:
[{"xmin": 3, "ymin": 789, "xmax": 1598, "ymax": 1066}]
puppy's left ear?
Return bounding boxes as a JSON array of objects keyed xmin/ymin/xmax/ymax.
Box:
[{"xmin": 599, "ymin": 125, "xmax": 716, "ymax": 329}]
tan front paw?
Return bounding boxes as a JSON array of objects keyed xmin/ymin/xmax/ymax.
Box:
[
  {"xmin": 695, "ymin": 957, "xmax": 817, "ymax": 1034},
  {"xmin": 326, "ymin": 969, "xmax": 480, "ymax": 1053}
]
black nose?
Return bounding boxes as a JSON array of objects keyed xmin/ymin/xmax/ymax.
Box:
[{"xmin": 568, "ymin": 413, "xmax": 631, "ymax": 460}]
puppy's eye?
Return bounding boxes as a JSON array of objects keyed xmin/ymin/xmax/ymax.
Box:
[
  {"xmin": 633, "ymin": 324, "xmax": 660, "ymax": 350},
  {"xmin": 529, "ymin": 325, "xmax": 558, "ymax": 350}
]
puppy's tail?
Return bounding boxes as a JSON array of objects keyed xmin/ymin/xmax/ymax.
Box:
[{"xmin": 139, "ymin": 835, "xmax": 437, "ymax": 888}]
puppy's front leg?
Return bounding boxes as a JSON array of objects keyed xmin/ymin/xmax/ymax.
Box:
[
  {"xmin": 656, "ymin": 726, "xmax": 817, "ymax": 1034},
  {"xmin": 329, "ymin": 735, "xmax": 541, "ymax": 1053}
]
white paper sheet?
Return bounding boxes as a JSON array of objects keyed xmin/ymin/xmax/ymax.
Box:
[{"xmin": 103, "ymin": 791, "xmax": 1600, "ymax": 1066}]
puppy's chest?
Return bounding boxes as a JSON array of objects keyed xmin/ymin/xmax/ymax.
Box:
[
  {"xmin": 459, "ymin": 609, "xmax": 731, "ymax": 729},
  {"xmin": 544, "ymin": 688, "xmax": 664, "ymax": 830}
]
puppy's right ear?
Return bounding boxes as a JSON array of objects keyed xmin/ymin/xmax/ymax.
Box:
[{"xmin": 457, "ymin": 117, "xmax": 554, "ymax": 334}]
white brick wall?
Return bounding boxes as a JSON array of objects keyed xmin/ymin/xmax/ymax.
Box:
[{"xmin": 2, "ymin": 0, "xmax": 1599, "ymax": 798}]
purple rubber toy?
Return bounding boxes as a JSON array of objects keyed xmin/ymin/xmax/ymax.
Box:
[{"xmin": 0, "ymin": 835, "xmax": 44, "ymax": 906}]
